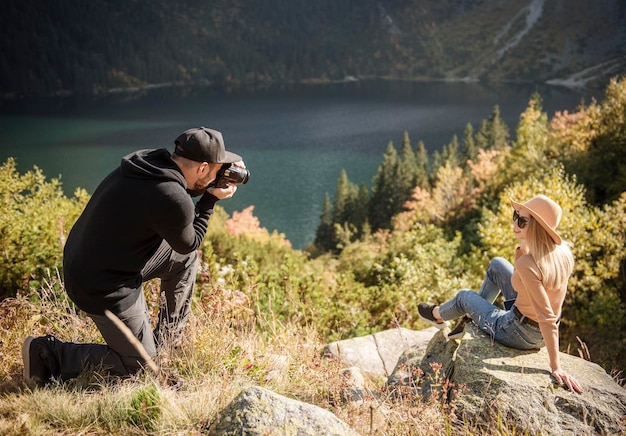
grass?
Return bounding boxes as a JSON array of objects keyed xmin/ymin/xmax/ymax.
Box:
[{"xmin": 0, "ymin": 275, "xmax": 531, "ymax": 435}]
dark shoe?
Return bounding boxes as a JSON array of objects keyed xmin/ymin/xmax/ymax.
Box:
[
  {"xmin": 448, "ymin": 315, "xmax": 471, "ymax": 340},
  {"xmin": 418, "ymin": 303, "xmax": 449, "ymax": 330},
  {"xmin": 22, "ymin": 335, "xmax": 59, "ymax": 385}
]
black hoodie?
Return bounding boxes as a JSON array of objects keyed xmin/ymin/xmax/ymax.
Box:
[{"xmin": 63, "ymin": 148, "xmax": 217, "ymax": 314}]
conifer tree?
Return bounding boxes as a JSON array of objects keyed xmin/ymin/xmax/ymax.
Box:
[
  {"xmin": 354, "ymin": 183, "xmax": 370, "ymax": 230},
  {"xmin": 507, "ymin": 93, "xmax": 550, "ymax": 180},
  {"xmin": 462, "ymin": 122, "xmax": 477, "ymax": 162},
  {"xmin": 398, "ymin": 132, "xmax": 419, "ymax": 199},
  {"xmin": 368, "ymin": 141, "xmax": 400, "ymax": 230},
  {"xmin": 333, "ymin": 169, "xmax": 355, "ymax": 224},
  {"xmin": 444, "ymin": 134, "xmax": 460, "ymax": 168},
  {"xmin": 314, "ymin": 193, "xmax": 334, "ymax": 250},
  {"xmin": 490, "ymin": 105, "xmax": 510, "ymax": 150},
  {"xmin": 476, "ymin": 105, "xmax": 510, "ymax": 151},
  {"xmin": 415, "ymin": 140, "xmax": 430, "ymax": 189},
  {"xmin": 475, "ymin": 119, "xmax": 490, "ymax": 151},
  {"xmin": 430, "ymin": 149, "xmax": 442, "ymax": 184}
]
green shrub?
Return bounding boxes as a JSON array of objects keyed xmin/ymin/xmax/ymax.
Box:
[
  {"xmin": 126, "ymin": 384, "xmax": 161, "ymax": 432},
  {"xmin": 0, "ymin": 158, "xmax": 89, "ymax": 298},
  {"xmin": 199, "ymin": 209, "xmax": 332, "ymax": 334}
]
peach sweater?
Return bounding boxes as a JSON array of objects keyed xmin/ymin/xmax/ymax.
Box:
[{"xmin": 511, "ymin": 247, "xmax": 566, "ymax": 372}]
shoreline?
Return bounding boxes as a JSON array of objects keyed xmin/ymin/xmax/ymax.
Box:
[{"xmin": 0, "ymin": 73, "xmax": 605, "ymax": 102}]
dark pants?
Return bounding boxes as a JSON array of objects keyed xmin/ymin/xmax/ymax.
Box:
[{"xmin": 49, "ymin": 241, "xmax": 198, "ymax": 380}]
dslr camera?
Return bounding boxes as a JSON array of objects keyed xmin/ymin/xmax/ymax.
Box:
[{"xmin": 214, "ymin": 163, "xmax": 250, "ymax": 188}]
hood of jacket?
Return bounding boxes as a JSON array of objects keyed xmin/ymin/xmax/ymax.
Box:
[{"xmin": 119, "ymin": 148, "xmax": 186, "ymax": 186}]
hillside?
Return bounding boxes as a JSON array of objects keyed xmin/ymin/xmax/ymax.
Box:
[{"xmin": 1, "ymin": 0, "xmax": 625, "ymax": 98}]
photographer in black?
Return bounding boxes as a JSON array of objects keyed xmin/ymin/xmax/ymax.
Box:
[{"xmin": 22, "ymin": 127, "xmax": 247, "ymax": 384}]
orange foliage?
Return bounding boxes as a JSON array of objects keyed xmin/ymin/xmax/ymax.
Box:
[
  {"xmin": 395, "ymin": 148, "xmax": 507, "ymax": 231},
  {"xmin": 394, "ymin": 186, "xmax": 436, "ymax": 231},
  {"xmin": 225, "ymin": 205, "xmax": 291, "ymax": 246},
  {"xmin": 550, "ymin": 108, "xmax": 596, "ymax": 153},
  {"xmin": 225, "ymin": 206, "xmax": 263, "ymax": 237},
  {"xmin": 467, "ymin": 148, "xmax": 503, "ymax": 192}
]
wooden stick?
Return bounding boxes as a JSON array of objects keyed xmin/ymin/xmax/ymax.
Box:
[{"xmin": 104, "ymin": 309, "xmax": 167, "ymax": 385}]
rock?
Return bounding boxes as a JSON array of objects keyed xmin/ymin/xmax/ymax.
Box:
[
  {"xmin": 208, "ymin": 386, "xmax": 358, "ymax": 436},
  {"xmin": 388, "ymin": 322, "xmax": 626, "ymax": 435},
  {"xmin": 336, "ymin": 367, "xmax": 380, "ymax": 405},
  {"xmin": 340, "ymin": 366, "xmax": 366, "ymax": 389},
  {"xmin": 324, "ymin": 327, "xmax": 438, "ymax": 378},
  {"xmin": 387, "ymin": 324, "xmax": 458, "ymax": 398}
]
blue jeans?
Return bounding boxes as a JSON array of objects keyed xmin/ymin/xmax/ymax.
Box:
[{"xmin": 438, "ymin": 257, "xmax": 544, "ymax": 350}]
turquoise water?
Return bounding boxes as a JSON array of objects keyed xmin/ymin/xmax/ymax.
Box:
[{"xmin": 0, "ymin": 81, "xmax": 598, "ymax": 248}]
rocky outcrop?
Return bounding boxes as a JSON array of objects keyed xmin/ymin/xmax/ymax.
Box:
[
  {"xmin": 387, "ymin": 323, "xmax": 626, "ymax": 435},
  {"xmin": 206, "ymin": 325, "xmax": 625, "ymax": 435},
  {"xmin": 207, "ymin": 386, "xmax": 358, "ymax": 436},
  {"xmin": 324, "ymin": 326, "xmax": 439, "ymax": 380}
]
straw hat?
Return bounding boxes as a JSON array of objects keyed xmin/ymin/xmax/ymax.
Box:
[{"xmin": 510, "ymin": 195, "xmax": 562, "ymax": 245}]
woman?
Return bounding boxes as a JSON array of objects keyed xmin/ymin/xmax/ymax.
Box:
[{"xmin": 418, "ymin": 194, "xmax": 583, "ymax": 393}]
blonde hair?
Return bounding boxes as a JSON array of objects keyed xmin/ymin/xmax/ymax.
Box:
[{"xmin": 526, "ymin": 216, "xmax": 574, "ymax": 289}]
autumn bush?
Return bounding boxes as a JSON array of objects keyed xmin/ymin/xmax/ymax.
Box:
[{"xmin": 0, "ymin": 159, "xmax": 89, "ymax": 298}]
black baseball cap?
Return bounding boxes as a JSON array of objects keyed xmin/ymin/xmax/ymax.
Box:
[{"xmin": 174, "ymin": 127, "xmax": 241, "ymax": 163}]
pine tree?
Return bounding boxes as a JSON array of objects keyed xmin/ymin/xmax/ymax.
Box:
[
  {"xmin": 368, "ymin": 141, "xmax": 400, "ymax": 231},
  {"xmin": 444, "ymin": 134, "xmax": 460, "ymax": 168},
  {"xmin": 333, "ymin": 169, "xmax": 353, "ymax": 224},
  {"xmin": 415, "ymin": 140, "xmax": 430, "ymax": 189},
  {"xmin": 314, "ymin": 193, "xmax": 334, "ymax": 250},
  {"xmin": 475, "ymin": 119, "xmax": 490, "ymax": 151},
  {"xmin": 490, "ymin": 105, "xmax": 510, "ymax": 150},
  {"xmin": 507, "ymin": 93, "xmax": 550, "ymax": 180},
  {"xmin": 430, "ymin": 149, "xmax": 442, "ymax": 185},
  {"xmin": 462, "ymin": 122, "xmax": 477, "ymax": 162},
  {"xmin": 476, "ymin": 105, "xmax": 510, "ymax": 151},
  {"xmin": 354, "ymin": 183, "xmax": 370, "ymax": 230},
  {"xmin": 398, "ymin": 131, "xmax": 418, "ymax": 199}
]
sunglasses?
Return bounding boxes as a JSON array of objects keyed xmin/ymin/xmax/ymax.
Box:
[{"xmin": 512, "ymin": 210, "xmax": 529, "ymax": 229}]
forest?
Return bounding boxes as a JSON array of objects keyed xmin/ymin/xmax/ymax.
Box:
[{"xmin": 2, "ymin": 0, "xmax": 625, "ymax": 98}]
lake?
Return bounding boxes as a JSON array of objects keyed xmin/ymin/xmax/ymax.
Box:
[{"xmin": 0, "ymin": 80, "xmax": 600, "ymax": 249}]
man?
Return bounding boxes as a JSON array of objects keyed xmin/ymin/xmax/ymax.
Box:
[{"xmin": 22, "ymin": 127, "xmax": 245, "ymax": 384}]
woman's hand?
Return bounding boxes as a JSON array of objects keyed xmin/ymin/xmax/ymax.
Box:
[{"xmin": 551, "ymin": 368, "xmax": 584, "ymax": 393}]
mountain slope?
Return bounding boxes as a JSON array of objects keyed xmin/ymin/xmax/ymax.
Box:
[
  {"xmin": 385, "ymin": 0, "xmax": 626, "ymax": 86},
  {"xmin": 1, "ymin": 0, "xmax": 624, "ymax": 97}
]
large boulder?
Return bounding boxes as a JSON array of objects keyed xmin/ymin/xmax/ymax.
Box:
[
  {"xmin": 388, "ymin": 323, "xmax": 626, "ymax": 435},
  {"xmin": 207, "ymin": 386, "xmax": 358, "ymax": 435},
  {"xmin": 324, "ymin": 326, "xmax": 438, "ymax": 379}
]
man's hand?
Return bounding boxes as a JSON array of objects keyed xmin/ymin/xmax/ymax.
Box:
[
  {"xmin": 232, "ymin": 160, "xmax": 246, "ymax": 169},
  {"xmin": 207, "ymin": 161, "xmax": 245, "ymax": 199},
  {"xmin": 207, "ymin": 183, "xmax": 237, "ymax": 200}
]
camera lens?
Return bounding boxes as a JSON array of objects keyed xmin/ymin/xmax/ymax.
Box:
[{"xmin": 214, "ymin": 164, "xmax": 249, "ymax": 188}]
